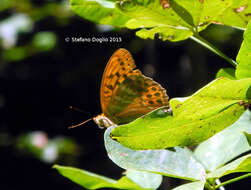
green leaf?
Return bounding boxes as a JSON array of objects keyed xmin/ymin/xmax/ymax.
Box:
[
  {"xmin": 216, "ymin": 68, "xmax": 236, "ymax": 79},
  {"xmin": 207, "ymin": 154, "xmax": 251, "ymax": 178},
  {"xmin": 135, "ymin": 26, "xmax": 192, "ymax": 42},
  {"xmin": 70, "ymin": 0, "xmax": 130, "ymax": 27},
  {"xmin": 194, "ymin": 110, "xmax": 251, "ymax": 171},
  {"xmin": 53, "ymin": 165, "xmax": 116, "ymax": 189},
  {"xmin": 70, "ymin": 0, "xmax": 251, "ymax": 43},
  {"xmin": 105, "ymin": 126, "xmax": 205, "ymax": 181},
  {"xmin": 172, "ymin": 181, "xmax": 205, "ymax": 190},
  {"xmin": 117, "ymin": 0, "xmax": 195, "ymax": 41},
  {"xmin": 244, "ymin": 131, "xmax": 251, "ymax": 146},
  {"xmin": 53, "ymin": 165, "xmax": 147, "ymax": 190},
  {"xmin": 216, "ymin": 0, "xmax": 251, "ymax": 30},
  {"xmin": 236, "ymin": 21, "xmax": 251, "ymax": 79},
  {"xmin": 111, "ymin": 77, "xmax": 251, "ymax": 150},
  {"xmin": 125, "ymin": 170, "xmax": 162, "ymax": 189}
]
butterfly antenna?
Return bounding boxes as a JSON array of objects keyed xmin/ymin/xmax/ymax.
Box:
[
  {"xmin": 69, "ymin": 106, "xmax": 91, "ymax": 116},
  {"xmin": 68, "ymin": 117, "xmax": 93, "ymax": 129}
]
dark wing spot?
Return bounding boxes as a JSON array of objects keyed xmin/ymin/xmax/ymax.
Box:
[
  {"xmin": 152, "ymin": 87, "xmax": 157, "ymax": 91},
  {"xmin": 104, "ymin": 90, "xmax": 110, "ymax": 94},
  {"xmin": 106, "ymin": 85, "xmax": 114, "ymax": 90},
  {"xmin": 120, "ymin": 61, "xmax": 124, "ymax": 66},
  {"xmin": 154, "ymin": 92, "xmax": 160, "ymax": 97},
  {"xmin": 156, "ymin": 99, "xmax": 162, "ymax": 104},
  {"xmin": 136, "ymin": 79, "xmax": 142, "ymax": 85},
  {"xmin": 116, "ymin": 72, "xmax": 121, "ymax": 77},
  {"xmin": 149, "ymin": 100, "xmax": 154, "ymax": 105},
  {"xmin": 122, "ymin": 67, "xmax": 126, "ymax": 71},
  {"xmin": 146, "ymin": 94, "xmax": 152, "ymax": 98},
  {"xmin": 107, "ymin": 74, "xmax": 114, "ymax": 79},
  {"xmin": 115, "ymin": 81, "xmax": 121, "ymax": 86},
  {"xmin": 145, "ymin": 83, "xmax": 151, "ymax": 88}
]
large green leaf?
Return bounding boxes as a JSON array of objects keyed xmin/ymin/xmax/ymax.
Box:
[
  {"xmin": 111, "ymin": 78, "xmax": 251, "ymax": 150},
  {"xmin": 125, "ymin": 170, "xmax": 162, "ymax": 189},
  {"xmin": 194, "ymin": 110, "xmax": 251, "ymax": 171},
  {"xmin": 244, "ymin": 132, "xmax": 251, "ymax": 146},
  {"xmin": 116, "ymin": 0, "xmax": 195, "ymax": 41},
  {"xmin": 70, "ymin": 0, "xmax": 251, "ymax": 42},
  {"xmin": 105, "ymin": 126, "xmax": 205, "ymax": 181},
  {"xmin": 236, "ymin": 20, "xmax": 251, "ymax": 79},
  {"xmin": 53, "ymin": 165, "xmax": 149, "ymax": 190},
  {"xmin": 216, "ymin": 68, "xmax": 236, "ymax": 79},
  {"xmin": 217, "ymin": 0, "xmax": 251, "ymax": 30},
  {"xmin": 172, "ymin": 181, "xmax": 205, "ymax": 190},
  {"xmin": 207, "ymin": 154, "xmax": 251, "ymax": 178},
  {"xmin": 70, "ymin": 0, "xmax": 130, "ymax": 27}
]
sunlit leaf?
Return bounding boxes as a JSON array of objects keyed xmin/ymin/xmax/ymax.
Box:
[
  {"xmin": 172, "ymin": 181, "xmax": 205, "ymax": 190},
  {"xmin": 216, "ymin": 0, "xmax": 251, "ymax": 30},
  {"xmin": 194, "ymin": 110, "xmax": 251, "ymax": 171},
  {"xmin": 216, "ymin": 68, "xmax": 236, "ymax": 79},
  {"xmin": 111, "ymin": 78, "xmax": 251, "ymax": 150},
  {"xmin": 244, "ymin": 131, "xmax": 251, "ymax": 146},
  {"xmin": 207, "ymin": 154, "xmax": 251, "ymax": 178},
  {"xmin": 236, "ymin": 20, "xmax": 251, "ymax": 79},
  {"xmin": 70, "ymin": 0, "xmax": 130, "ymax": 27},
  {"xmin": 70, "ymin": 0, "xmax": 251, "ymax": 42},
  {"xmin": 53, "ymin": 165, "xmax": 147, "ymax": 190}
]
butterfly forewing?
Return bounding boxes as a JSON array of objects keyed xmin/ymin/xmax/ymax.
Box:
[
  {"xmin": 100, "ymin": 48, "xmax": 136, "ymax": 115},
  {"xmin": 99, "ymin": 48, "xmax": 169, "ymax": 125}
]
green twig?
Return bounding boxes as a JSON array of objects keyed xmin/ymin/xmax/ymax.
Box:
[
  {"xmin": 190, "ymin": 34, "xmax": 238, "ymax": 67},
  {"xmin": 215, "ymin": 173, "xmax": 251, "ymax": 189},
  {"xmin": 204, "ymin": 181, "xmax": 214, "ymax": 190}
]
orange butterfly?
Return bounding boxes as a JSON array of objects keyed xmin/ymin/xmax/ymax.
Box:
[{"xmin": 70, "ymin": 48, "xmax": 169, "ymax": 128}]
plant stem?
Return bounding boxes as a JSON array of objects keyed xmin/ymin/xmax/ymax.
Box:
[
  {"xmin": 215, "ymin": 173, "xmax": 251, "ymax": 189},
  {"xmin": 215, "ymin": 179, "xmax": 225, "ymax": 190},
  {"xmin": 204, "ymin": 182, "xmax": 213, "ymax": 190},
  {"xmin": 190, "ymin": 34, "xmax": 238, "ymax": 67}
]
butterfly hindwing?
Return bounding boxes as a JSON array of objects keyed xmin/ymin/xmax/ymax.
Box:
[{"xmin": 111, "ymin": 69, "xmax": 169, "ymax": 124}]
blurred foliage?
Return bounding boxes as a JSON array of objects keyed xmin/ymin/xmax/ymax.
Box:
[
  {"xmin": 0, "ymin": 0, "xmax": 72, "ymax": 63},
  {"xmin": 0, "ymin": 0, "xmax": 72, "ymax": 21},
  {"xmin": 2, "ymin": 31, "xmax": 57, "ymax": 61},
  {"xmin": 16, "ymin": 131, "xmax": 80, "ymax": 163}
]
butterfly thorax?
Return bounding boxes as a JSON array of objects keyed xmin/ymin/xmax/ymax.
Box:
[{"xmin": 93, "ymin": 114, "xmax": 115, "ymax": 128}]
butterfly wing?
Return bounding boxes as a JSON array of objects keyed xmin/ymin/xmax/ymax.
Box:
[
  {"xmin": 100, "ymin": 48, "xmax": 136, "ymax": 115},
  {"xmin": 100, "ymin": 48, "xmax": 169, "ymax": 124}
]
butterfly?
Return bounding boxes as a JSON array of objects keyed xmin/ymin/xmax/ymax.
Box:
[{"xmin": 70, "ymin": 48, "xmax": 169, "ymax": 129}]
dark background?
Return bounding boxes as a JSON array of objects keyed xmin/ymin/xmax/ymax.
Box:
[{"xmin": 0, "ymin": 0, "xmax": 249, "ymax": 189}]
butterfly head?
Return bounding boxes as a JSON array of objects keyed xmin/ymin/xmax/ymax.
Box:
[{"xmin": 93, "ymin": 114, "xmax": 115, "ymax": 129}]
